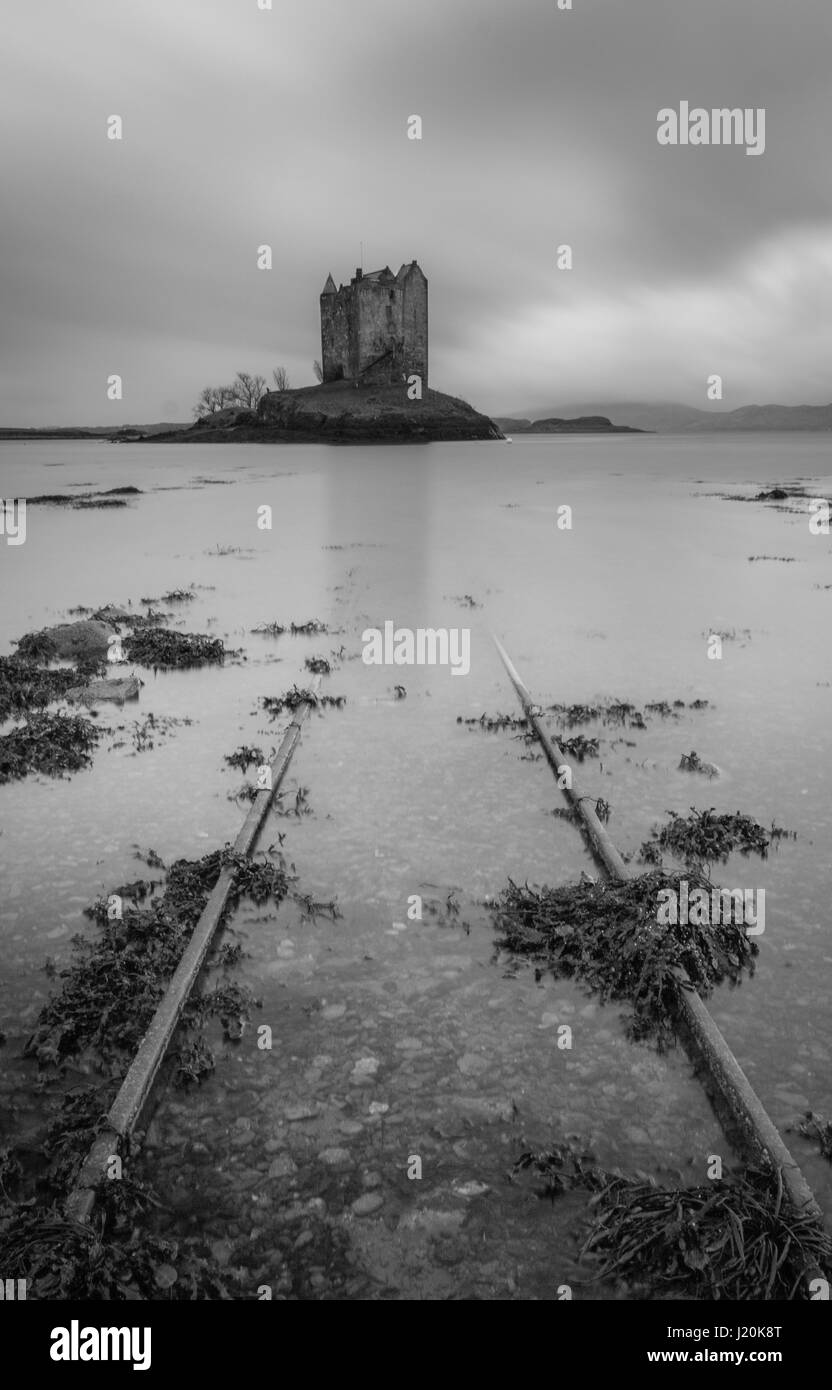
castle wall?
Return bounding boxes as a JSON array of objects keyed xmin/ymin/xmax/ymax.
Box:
[
  {"xmin": 348, "ymin": 285, "xmax": 363, "ymax": 379},
  {"xmin": 400, "ymin": 267, "xmax": 428, "ymax": 385},
  {"xmin": 356, "ymin": 280, "xmax": 403, "ymax": 378},
  {"xmin": 321, "ymin": 291, "xmax": 351, "ymax": 382},
  {"xmin": 320, "ymin": 264, "xmax": 428, "ymax": 387}
]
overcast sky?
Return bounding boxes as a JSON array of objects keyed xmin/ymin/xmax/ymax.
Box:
[{"xmin": 1, "ymin": 0, "xmax": 830, "ymax": 425}]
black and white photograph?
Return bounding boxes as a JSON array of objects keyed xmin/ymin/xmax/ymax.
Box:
[{"xmin": 1, "ymin": 0, "xmax": 831, "ymax": 1358}]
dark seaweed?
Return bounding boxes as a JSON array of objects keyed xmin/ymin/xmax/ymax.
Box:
[
  {"xmin": 511, "ymin": 1145, "xmax": 831, "ymax": 1299},
  {"xmin": 261, "ymin": 686, "xmax": 345, "ymax": 717},
  {"xmin": 304, "ymin": 656, "xmax": 331, "ymax": 675},
  {"xmin": 123, "ymin": 628, "xmax": 224, "ymax": 669},
  {"xmin": 0, "ymin": 656, "xmax": 78, "ymax": 722},
  {"xmin": 640, "ymin": 807, "xmax": 790, "ymax": 865},
  {"xmin": 0, "ymin": 713, "xmax": 101, "ymax": 783},
  {"xmin": 24, "ymin": 849, "xmax": 289, "ymax": 1069},
  {"xmin": 224, "ymin": 745, "xmax": 265, "ymax": 772},
  {"xmin": 491, "ymin": 869, "xmax": 757, "ymax": 1049}
]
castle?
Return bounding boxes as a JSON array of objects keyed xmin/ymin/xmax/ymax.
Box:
[{"xmin": 320, "ymin": 261, "xmax": 428, "ymax": 387}]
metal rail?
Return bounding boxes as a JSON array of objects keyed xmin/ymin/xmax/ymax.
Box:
[
  {"xmin": 493, "ymin": 636, "xmax": 821, "ymax": 1225},
  {"xmin": 65, "ymin": 679, "xmax": 321, "ymax": 1223}
]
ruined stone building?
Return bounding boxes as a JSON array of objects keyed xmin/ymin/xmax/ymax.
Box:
[{"xmin": 320, "ymin": 261, "xmax": 428, "ymax": 387}]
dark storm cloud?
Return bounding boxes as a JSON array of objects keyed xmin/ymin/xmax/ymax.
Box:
[{"xmin": 0, "ymin": 0, "xmax": 830, "ymax": 424}]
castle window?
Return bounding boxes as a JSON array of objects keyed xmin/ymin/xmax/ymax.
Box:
[{"xmin": 389, "ymin": 291, "xmax": 395, "ymax": 301}]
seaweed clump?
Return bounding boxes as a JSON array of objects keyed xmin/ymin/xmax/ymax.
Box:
[
  {"xmin": 261, "ymin": 686, "xmax": 345, "ymax": 718},
  {"xmin": 511, "ymin": 1145, "xmax": 831, "ymax": 1299},
  {"xmin": 0, "ymin": 1202, "xmax": 236, "ymax": 1300},
  {"xmin": 547, "ymin": 699, "xmax": 708, "ymax": 730},
  {"xmin": 123, "ymin": 628, "xmax": 224, "ymax": 669},
  {"xmin": 678, "ymin": 750, "xmax": 719, "ymax": 778},
  {"xmin": 794, "ymin": 1111, "xmax": 832, "ymax": 1163},
  {"xmin": 304, "ymin": 655, "xmax": 331, "ymax": 675},
  {"xmin": 0, "ymin": 713, "xmax": 101, "ymax": 784},
  {"xmin": 456, "ymin": 711, "xmax": 527, "ymax": 732},
  {"xmin": 640, "ymin": 807, "xmax": 790, "ymax": 866},
  {"xmin": 27, "ymin": 487, "xmax": 141, "ymax": 510},
  {"xmin": 0, "ymin": 1083, "xmax": 244, "ymax": 1299},
  {"xmin": 290, "ymin": 619, "xmax": 327, "ymax": 635},
  {"xmin": 561, "ymin": 734, "xmax": 600, "ymax": 761},
  {"xmin": 251, "ymin": 619, "xmax": 328, "ymax": 636},
  {"xmin": 224, "ymin": 745, "xmax": 265, "ymax": 772},
  {"xmin": 491, "ymin": 869, "xmax": 757, "ymax": 1048},
  {"xmin": 24, "ymin": 848, "xmax": 289, "ymax": 1069},
  {"xmin": 579, "ymin": 1167, "xmax": 831, "ymax": 1300},
  {"xmin": 0, "ymin": 655, "xmax": 79, "ymax": 722}
]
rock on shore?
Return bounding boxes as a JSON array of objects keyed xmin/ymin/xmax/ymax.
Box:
[
  {"xmin": 16, "ymin": 619, "xmax": 115, "ymax": 662},
  {"xmin": 66, "ymin": 676, "xmax": 142, "ymax": 704}
]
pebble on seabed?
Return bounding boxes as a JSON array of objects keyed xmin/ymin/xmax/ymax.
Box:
[{"xmin": 351, "ymin": 1193, "xmax": 383, "ymax": 1217}]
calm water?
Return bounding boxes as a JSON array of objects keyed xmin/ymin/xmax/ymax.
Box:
[{"xmin": 1, "ymin": 434, "xmax": 830, "ymax": 1298}]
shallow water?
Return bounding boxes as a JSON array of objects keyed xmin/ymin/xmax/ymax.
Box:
[{"xmin": 1, "ymin": 434, "xmax": 830, "ymax": 1298}]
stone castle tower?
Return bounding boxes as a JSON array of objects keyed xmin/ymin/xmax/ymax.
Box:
[{"xmin": 320, "ymin": 261, "xmax": 428, "ymax": 387}]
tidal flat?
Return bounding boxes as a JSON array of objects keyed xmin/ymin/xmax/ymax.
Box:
[{"xmin": 1, "ymin": 433, "xmax": 830, "ymax": 1299}]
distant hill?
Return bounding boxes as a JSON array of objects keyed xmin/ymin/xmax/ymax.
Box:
[
  {"xmin": 98, "ymin": 422, "xmax": 190, "ymax": 436},
  {"xmin": 685, "ymin": 403, "xmax": 832, "ymax": 431},
  {"xmin": 0, "ymin": 422, "xmax": 189, "ymax": 441},
  {"xmin": 503, "ymin": 401, "xmax": 832, "ymax": 433},
  {"xmin": 495, "ymin": 415, "xmax": 645, "ymax": 435},
  {"xmin": 494, "ymin": 418, "xmax": 534, "ymax": 433}
]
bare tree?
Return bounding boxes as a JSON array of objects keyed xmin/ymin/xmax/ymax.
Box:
[
  {"xmin": 272, "ymin": 365, "xmax": 290, "ymax": 391},
  {"xmin": 232, "ymin": 371, "xmax": 268, "ymax": 408},
  {"xmin": 193, "ymin": 384, "xmax": 229, "ymax": 418},
  {"xmin": 195, "ymin": 373, "xmax": 270, "ymax": 417},
  {"xmin": 312, "ymin": 360, "xmax": 323, "ymax": 384},
  {"xmin": 193, "ymin": 386, "xmax": 213, "ymax": 419}
]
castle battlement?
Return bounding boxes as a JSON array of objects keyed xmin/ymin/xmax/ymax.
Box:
[{"xmin": 320, "ymin": 261, "xmax": 428, "ymax": 387}]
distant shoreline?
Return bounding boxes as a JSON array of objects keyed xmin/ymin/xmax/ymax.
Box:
[{"xmin": 4, "ymin": 395, "xmax": 832, "ymax": 440}]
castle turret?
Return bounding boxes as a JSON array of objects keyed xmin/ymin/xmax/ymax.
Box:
[{"xmin": 321, "ymin": 273, "xmax": 337, "ymax": 296}]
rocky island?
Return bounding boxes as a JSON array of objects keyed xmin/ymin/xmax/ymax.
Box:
[
  {"xmin": 153, "ymin": 260, "xmax": 503, "ymax": 445},
  {"xmin": 151, "ymin": 379, "xmax": 503, "ymax": 445}
]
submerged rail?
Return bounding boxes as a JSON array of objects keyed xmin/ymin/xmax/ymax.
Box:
[
  {"xmin": 493, "ymin": 636, "xmax": 822, "ymax": 1225},
  {"xmin": 65, "ymin": 678, "xmax": 322, "ymax": 1223}
]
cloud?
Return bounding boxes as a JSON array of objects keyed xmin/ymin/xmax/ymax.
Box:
[
  {"xmin": 0, "ymin": 0, "xmax": 830, "ymax": 423},
  {"xmin": 471, "ymin": 225, "xmax": 832, "ymax": 413}
]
